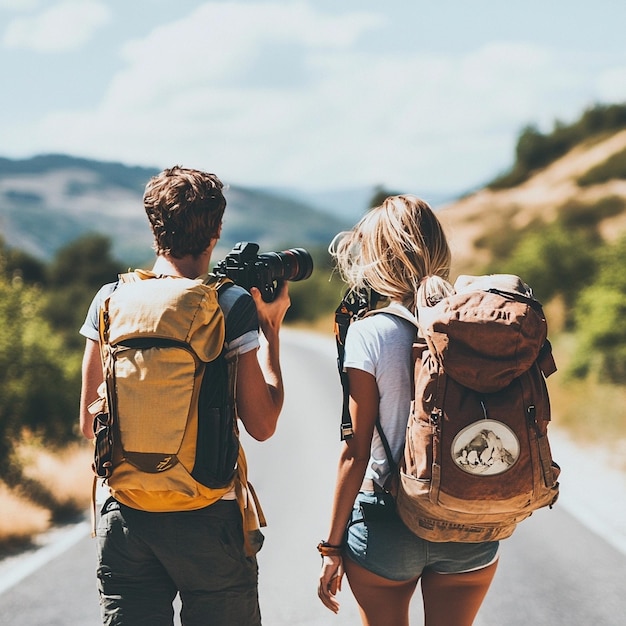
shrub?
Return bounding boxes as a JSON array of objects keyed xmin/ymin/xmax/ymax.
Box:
[
  {"xmin": 558, "ymin": 196, "xmax": 625, "ymax": 230},
  {"xmin": 569, "ymin": 237, "xmax": 626, "ymax": 382},
  {"xmin": 495, "ymin": 224, "xmax": 598, "ymax": 320},
  {"xmin": 578, "ymin": 147, "xmax": 626, "ymax": 186},
  {"xmin": 0, "ymin": 273, "xmax": 80, "ymax": 479}
]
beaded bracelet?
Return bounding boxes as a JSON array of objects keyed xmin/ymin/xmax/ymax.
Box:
[{"xmin": 317, "ymin": 540, "xmax": 343, "ymax": 557}]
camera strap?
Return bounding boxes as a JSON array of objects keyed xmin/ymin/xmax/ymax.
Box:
[{"xmin": 334, "ymin": 288, "xmax": 381, "ymax": 441}]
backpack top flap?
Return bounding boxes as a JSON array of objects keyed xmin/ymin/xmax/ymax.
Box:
[
  {"xmin": 419, "ymin": 274, "xmax": 548, "ymax": 393},
  {"xmin": 106, "ymin": 273, "xmax": 225, "ymax": 363}
]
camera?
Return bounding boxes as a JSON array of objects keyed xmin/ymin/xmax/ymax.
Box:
[{"xmin": 214, "ymin": 241, "xmax": 314, "ymax": 302}]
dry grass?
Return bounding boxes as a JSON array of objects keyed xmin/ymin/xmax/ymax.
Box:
[
  {"xmin": 0, "ymin": 441, "xmax": 93, "ymax": 549},
  {"xmin": 0, "ymin": 482, "xmax": 50, "ymax": 545},
  {"xmin": 544, "ymin": 333, "xmax": 626, "ymax": 471},
  {"xmin": 18, "ymin": 442, "xmax": 93, "ymax": 513},
  {"xmin": 550, "ymin": 374, "xmax": 626, "ymax": 446},
  {"xmin": 439, "ymin": 130, "xmax": 626, "ymax": 275}
]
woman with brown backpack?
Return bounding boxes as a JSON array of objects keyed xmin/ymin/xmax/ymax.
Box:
[{"xmin": 317, "ymin": 195, "xmax": 499, "ymax": 626}]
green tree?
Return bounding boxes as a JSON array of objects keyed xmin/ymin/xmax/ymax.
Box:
[
  {"xmin": 489, "ymin": 102, "xmax": 626, "ymax": 189},
  {"xmin": 47, "ymin": 232, "xmax": 124, "ymax": 288},
  {"xmin": 286, "ymin": 246, "xmax": 344, "ymax": 322},
  {"xmin": 570, "ymin": 237, "xmax": 626, "ymax": 382},
  {"xmin": 515, "ymin": 125, "xmax": 549, "ymax": 172},
  {"xmin": 0, "ymin": 272, "xmax": 80, "ymax": 480},
  {"xmin": 369, "ymin": 185, "xmax": 403, "ymax": 209},
  {"xmin": 0, "ymin": 236, "xmax": 47, "ymax": 284},
  {"xmin": 45, "ymin": 233, "xmax": 125, "ymax": 349},
  {"xmin": 497, "ymin": 224, "xmax": 598, "ymax": 321}
]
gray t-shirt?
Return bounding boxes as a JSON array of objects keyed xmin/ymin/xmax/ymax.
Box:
[{"xmin": 343, "ymin": 306, "xmax": 416, "ymax": 487}]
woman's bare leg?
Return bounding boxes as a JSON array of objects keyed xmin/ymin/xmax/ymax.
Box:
[
  {"xmin": 343, "ymin": 556, "xmax": 419, "ymax": 626},
  {"xmin": 420, "ymin": 560, "xmax": 499, "ymax": 626}
]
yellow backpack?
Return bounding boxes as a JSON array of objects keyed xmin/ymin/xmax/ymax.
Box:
[{"xmin": 91, "ymin": 270, "xmax": 241, "ymax": 511}]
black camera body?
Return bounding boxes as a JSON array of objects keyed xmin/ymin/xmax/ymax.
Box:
[{"xmin": 214, "ymin": 242, "xmax": 314, "ymax": 302}]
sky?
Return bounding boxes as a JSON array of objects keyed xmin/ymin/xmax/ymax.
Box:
[{"xmin": 1, "ymin": 0, "xmax": 625, "ymax": 194}]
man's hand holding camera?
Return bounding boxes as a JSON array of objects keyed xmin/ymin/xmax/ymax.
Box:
[
  {"xmin": 250, "ymin": 279, "xmax": 291, "ymax": 340},
  {"xmin": 214, "ymin": 239, "xmax": 312, "ymax": 339}
]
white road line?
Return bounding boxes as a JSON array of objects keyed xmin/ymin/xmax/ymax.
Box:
[{"xmin": 0, "ymin": 520, "xmax": 90, "ymax": 596}]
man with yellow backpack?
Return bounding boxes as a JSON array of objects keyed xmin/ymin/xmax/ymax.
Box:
[{"xmin": 79, "ymin": 166, "xmax": 290, "ymax": 626}]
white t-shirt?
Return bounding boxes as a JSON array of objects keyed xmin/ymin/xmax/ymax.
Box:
[{"xmin": 343, "ymin": 306, "xmax": 416, "ymax": 487}]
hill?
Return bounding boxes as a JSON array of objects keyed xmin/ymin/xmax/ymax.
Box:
[
  {"xmin": 438, "ymin": 128, "xmax": 626, "ymax": 276},
  {"xmin": 0, "ymin": 155, "xmax": 351, "ymax": 266},
  {"xmin": 3, "ymin": 112, "xmax": 626, "ymax": 275}
]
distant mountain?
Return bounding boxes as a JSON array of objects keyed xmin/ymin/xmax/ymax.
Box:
[
  {"xmin": 268, "ymin": 186, "xmax": 459, "ymax": 225},
  {"xmin": 268, "ymin": 186, "xmax": 375, "ymax": 224},
  {"xmin": 0, "ymin": 154, "xmax": 351, "ymax": 266}
]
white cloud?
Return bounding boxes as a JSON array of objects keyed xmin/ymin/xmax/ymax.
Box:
[
  {"xmin": 2, "ymin": 0, "xmax": 111, "ymax": 52},
  {"xmin": 9, "ymin": 2, "xmax": 617, "ymax": 191},
  {"xmin": 0, "ymin": 0, "xmax": 40, "ymax": 9},
  {"xmin": 108, "ymin": 2, "xmax": 381, "ymax": 108},
  {"xmin": 596, "ymin": 66, "xmax": 626, "ymax": 103}
]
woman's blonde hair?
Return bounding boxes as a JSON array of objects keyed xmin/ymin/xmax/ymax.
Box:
[{"xmin": 330, "ymin": 195, "xmax": 451, "ymax": 310}]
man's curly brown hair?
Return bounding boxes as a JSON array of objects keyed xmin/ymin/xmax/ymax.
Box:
[{"xmin": 143, "ymin": 166, "xmax": 226, "ymax": 258}]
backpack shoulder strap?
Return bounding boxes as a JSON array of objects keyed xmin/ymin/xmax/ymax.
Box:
[
  {"xmin": 367, "ymin": 302, "xmax": 420, "ymax": 329},
  {"xmin": 375, "ymin": 419, "xmax": 397, "ymax": 478},
  {"xmin": 368, "ymin": 303, "xmax": 421, "ymax": 486},
  {"xmin": 119, "ymin": 269, "xmax": 151, "ymax": 283},
  {"xmin": 205, "ymin": 273, "xmax": 234, "ymax": 293}
]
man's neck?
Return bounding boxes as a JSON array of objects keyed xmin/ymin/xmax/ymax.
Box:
[{"xmin": 151, "ymin": 253, "xmax": 210, "ymax": 279}]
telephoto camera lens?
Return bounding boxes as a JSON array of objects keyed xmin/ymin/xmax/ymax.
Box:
[{"xmin": 259, "ymin": 248, "xmax": 314, "ymax": 283}]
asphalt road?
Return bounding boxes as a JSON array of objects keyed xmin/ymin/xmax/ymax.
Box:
[{"xmin": 1, "ymin": 329, "xmax": 625, "ymax": 625}]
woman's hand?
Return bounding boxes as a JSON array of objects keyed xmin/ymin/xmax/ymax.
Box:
[{"xmin": 318, "ymin": 555, "xmax": 344, "ymax": 613}]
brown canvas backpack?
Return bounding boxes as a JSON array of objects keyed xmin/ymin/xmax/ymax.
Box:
[{"xmin": 335, "ymin": 274, "xmax": 561, "ymax": 543}]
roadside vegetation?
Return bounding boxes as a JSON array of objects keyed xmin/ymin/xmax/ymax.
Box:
[{"xmin": 2, "ymin": 102, "xmax": 626, "ymax": 548}]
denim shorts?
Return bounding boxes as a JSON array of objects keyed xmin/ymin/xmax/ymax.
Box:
[{"xmin": 344, "ymin": 491, "xmax": 499, "ymax": 582}]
